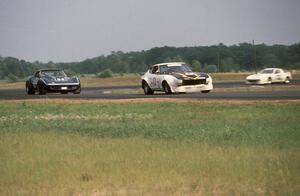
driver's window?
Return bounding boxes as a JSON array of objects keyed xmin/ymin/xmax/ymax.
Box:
[
  {"xmin": 275, "ymin": 70, "xmax": 280, "ymax": 74},
  {"xmin": 151, "ymin": 66, "xmax": 158, "ymax": 74},
  {"xmin": 35, "ymin": 72, "xmax": 40, "ymax": 77}
]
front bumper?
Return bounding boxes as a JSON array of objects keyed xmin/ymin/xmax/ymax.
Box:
[
  {"xmin": 245, "ymin": 79, "xmax": 267, "ymax": 85},
  {"xmin": 44, "ymin": 83, "xmax": 80, "ymax": 92},
  {"xmin": 171, "ymin": 83, "xmax": 213, "ymax": 93}
]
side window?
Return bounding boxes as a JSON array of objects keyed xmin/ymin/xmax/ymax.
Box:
[
  {"xmin": 151, "ymin": 66, "xmax": 158, "ymax": 74},
  {"xmin": 34, "ymin": 71, "xmax": 40, "ymax": 77},
  {"xmin": 160, "ymin": 65, "xmax": 169, "ymax": 73},
  {"xmin": 275, "ymin": 70, "xmax": 281, "ymax": 74}
]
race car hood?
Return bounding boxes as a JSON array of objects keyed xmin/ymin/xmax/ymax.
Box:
[
  {"xmin": 170, "ymin": 72, "xmax": 208, "ymax": 80},
  {"xmin": 246, "ymin": 74, "xmax": 266, "ymax": 80}
]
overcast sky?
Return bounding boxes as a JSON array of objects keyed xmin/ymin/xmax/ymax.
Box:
[{"xmin": 0, "ymin": 0, "xmax": 300, "ymax": 62}]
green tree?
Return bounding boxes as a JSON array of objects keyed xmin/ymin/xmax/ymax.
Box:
[
  {"xmin": 98, "ymin": 69, "xmax": 113, "ymax": 78},
  {"xmin": 203, "ymin": 64, "xmax": 218, "ymax": 73},
  {"xmin": 191, "ymin": 60, "xmax": 202, "ymax": 72},
  {"xmin": 287, "ymin": 43, "xmax": 300, "ymax": 67},
  {"xmin": 47, "ymin": 61, "xmax": 57, "ymax": 68},
  {"xmin": 261, "ymin": 53, "xmax": 280, "ymax": 67},
  {"xmin": 164, "ymin": 55, "xmax": 184, "ymax": 63},
  {"xmin": 3, "ymin": 57, "xmax": 21, "ymax": 77},
  {"xmin": 220, "ymin": 57, "xmax": 239, "ymax": 72},
  {"xmin": 7, "ymin": 73, "xmax": 18, "ymax": 82}
]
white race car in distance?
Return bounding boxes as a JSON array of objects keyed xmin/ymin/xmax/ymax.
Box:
[
  {"xmin": 246, "ymin": 68, "xmax": 292, "ymax": 85},
  {"xmin": 141, "ymin": 62, "xmax": 213, "ymax": 94}
]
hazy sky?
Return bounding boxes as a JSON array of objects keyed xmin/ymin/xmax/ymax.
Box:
[{"xmin": 0, "ymin": 0, "xmax": 300, "ymax": 62}]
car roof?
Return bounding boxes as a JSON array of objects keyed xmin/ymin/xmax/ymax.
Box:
[
  {"xmin": 152, "ymin": 62, "xmax": 185, "ymax": 67},
  {"xmin": 37, "ymin": 68, "xmax": 63, "ymax": 72},
  {"xmin": 263, "ymin": 68, "xmax": 282, "ymax": 70}
]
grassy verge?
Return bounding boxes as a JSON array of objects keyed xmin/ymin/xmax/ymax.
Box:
[{"xmin": 0, "ymin": 100, "xmax": 299, "ymax": 195}]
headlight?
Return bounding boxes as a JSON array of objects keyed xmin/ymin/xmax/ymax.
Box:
[{"xmin": 206, "ymin": 76, "xmax": 212, "ymax": 84}]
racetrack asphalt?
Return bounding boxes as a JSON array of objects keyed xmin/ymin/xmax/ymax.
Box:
[{"xmin": 1, "ymin": 80, "xmax": 300, "ymax": 100}]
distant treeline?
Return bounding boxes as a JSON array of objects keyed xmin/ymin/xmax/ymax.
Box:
[{"xmin": 1, "ymin": 43, "xmax": 300, "ymax": 79}]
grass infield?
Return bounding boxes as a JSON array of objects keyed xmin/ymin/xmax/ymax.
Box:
[{"xmin": 0, "ymin": 100, "xmax": 299, "ymax": 195}]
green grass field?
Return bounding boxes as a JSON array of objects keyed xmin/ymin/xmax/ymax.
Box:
[{"xmin": 0, "ymin": 100, "xmax": 299, "ymax": 195}]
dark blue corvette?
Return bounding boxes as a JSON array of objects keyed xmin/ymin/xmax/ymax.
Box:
[{"xmin": 25, "ymin": 69, "xmax": 81, "ymax": 95}]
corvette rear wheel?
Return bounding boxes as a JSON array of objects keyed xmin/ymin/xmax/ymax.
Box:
[{"xmin": 142, "ymin": 82, "xmax": 154, "ymax": 95}]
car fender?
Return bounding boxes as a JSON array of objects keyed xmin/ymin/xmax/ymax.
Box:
[
  {"xmin": 161, "ymin": 75, "xmax": 180, "ymax": 91},
  {"xmin": 141, "ymin": 72, "xmax": 151, "ymax": 87}
]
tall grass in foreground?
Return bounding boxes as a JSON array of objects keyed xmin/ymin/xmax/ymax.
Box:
[{"xmin": 0, "ymin": 101, "xmax": 299, "ymax": 195}]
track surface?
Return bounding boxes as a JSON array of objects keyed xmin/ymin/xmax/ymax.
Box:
[{"xmin": 1, "ymin": 80, "xmax": 300, "ymax": 100}]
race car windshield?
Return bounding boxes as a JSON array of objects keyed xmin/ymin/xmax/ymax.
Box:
[
  {"xmin": 41, "ymin": 70, "xmax": 66, "ymax": 77},
  {"xmin": 165, "ymin": 64, "xmax": 192, "ymax": 73},
  {"xmin": 259, "ymin": 69, "xmax": 273, "ymax": 74}
]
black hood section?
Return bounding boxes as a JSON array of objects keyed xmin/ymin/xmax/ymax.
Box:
[
  {"xmin": 170, "ymin": 72, "xmax": 209, "ymax": 80},
  {"xmin": 197, "ymin": 72, "xmax": 209, "ymax": 78}
]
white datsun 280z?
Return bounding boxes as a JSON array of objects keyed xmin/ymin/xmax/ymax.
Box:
[
  {"xmin": 141, "ymin": 62, "xmax": 213, "ymax": 94},
  {"xmin": 245, "ymin": 68, "xmax": 292, "ymax": 85}
]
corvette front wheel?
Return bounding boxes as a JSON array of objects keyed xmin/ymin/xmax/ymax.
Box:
[
  {"xmin": 37, "ymin": 81, "xmax": 47, "ymax": 95},
  {"xmin": 26, "ymin": 83, "xmax": 35, "ymax": 95}
]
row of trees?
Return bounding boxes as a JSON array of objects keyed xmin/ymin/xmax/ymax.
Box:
[{"xmin": 1, "ymin": 43, "xmax": 300, "ymax": 79}]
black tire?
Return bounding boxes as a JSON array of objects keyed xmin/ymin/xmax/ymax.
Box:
[
  {"xmin": 267, "ymin": 77, "xmax": 272, "ymax": 84},
  {"xmin": 26, "ymin": 82, "xmax": 35, "ymax": 95},
  {"xmin": 284, "ymin": 77, "xmax": 290, "ymax": 84},
  {"xmin": 201, "ymin": 90, "xmax": 210, "ymax": 93},
  {"xmin": 142, "ymin": 81, "xmax": 154, "ymax": 95},
  {"xmin": 73, "ymin": 85, "xmax": 81, "ymax": 94},
  {"xmin": 37, "ymin": 81, "xmax": 47, "ymax": 95},
  {"xmin": 162, "ymin": 82, "xmax": 172, "ymax": 94}
]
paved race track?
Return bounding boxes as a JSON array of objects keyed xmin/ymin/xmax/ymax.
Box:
[{"xmin": 1, "ymin": 80, "xmax": 300, "ymax": 100}]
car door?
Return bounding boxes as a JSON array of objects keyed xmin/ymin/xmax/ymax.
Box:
[
  {"xmin": 274, "ymin": 69, "xmax": 283, "ymax": 82},
  {"xmin": 148, "ymin": 65, "xmax": 158, "ymax": 89}
]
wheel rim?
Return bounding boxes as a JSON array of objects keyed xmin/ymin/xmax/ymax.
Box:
[
  {"xmin": 144, "ymin": 85, "xmax": 148, "ymax": 93},
  {"xmin": 164, "ymin": 83, "xmax": 171, "ymax": 94},
  {"xmin": 143, "ymin": 83, "xmax": 149, "ymax": 93}
]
